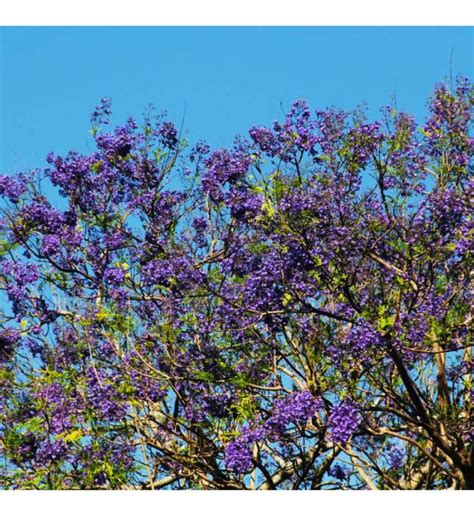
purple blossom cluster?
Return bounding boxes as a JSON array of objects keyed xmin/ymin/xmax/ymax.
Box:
[
  {"xmin": 0, "ymin": 174, "xmax": 27, "ymax": 203},
  {"xmin": 202, "ymin": 148, "xmax": 251, "ymax": 201},
  {"xmin": 158, "ymin": 121, "xmax": 178, "ymax": 149},
  {"xmin": 422, "ymin": 77, "xmax": 472, "ymax": 172},
  {"xmin": 224, "ymin": 436, "xmax": 254, "ymax": 474},
  {"xmin": 40, "ymin": 234, "xmax": 62, "ymax": 256},
  {"xmin": 266, "ymin": 391, "xmax": 321, "ymax": 433},
  {"xmin": 328, "ymin": 463, "xmax": 350, "ymax": 481},
  {"xmin": 91, "ymin": 97, "xmax": 112, "ymax": 127},
  {"xmin": 387, "ymin": 444, "xmax": 406, "ymax": 469},
  {"xmin": 34, "ymin": 382, "xmax": 77, "ymax": 434},
  {"xmin": 0, "ymin": 328, "xmax": 21, "ymax": 363},
  {"xmin": 1, "ymin": 260, "xmax": 39, "ymax": 286},
  {"xmin": 96, "ymin": 118, "xmax": 138, "ymax": 158},
  {"xmin": 104, "ymin": 267, "xmax": 127, "ymax": 286},
  {"xmin": 141, "ymin": 256, "xmax": 205, "ymax": 290},
  {"xmin": 86, "ymin": 370, "xmax": 127, "ymax": 422},
  {"xmin": 36, "ymin": 439, "xmax": 67, "ymax": 466},
  {"xmin": 327, "ymin": 400, "xmax": 361, "ymax": 445},
  {"xmin": 224, "ymin": 391, "xmax": 320, "ymax": 473}
]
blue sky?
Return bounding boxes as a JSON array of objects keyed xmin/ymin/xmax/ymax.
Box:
[{"xmin": 0, "ymin": 27, "xmax": 472, "ymax": 173}]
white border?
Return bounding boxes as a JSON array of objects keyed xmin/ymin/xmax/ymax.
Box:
[
  {"xmin": 1, "ymin": 2, "xmax": 472, "ymax": 518},
  {"xmin": 0, "ymin": 489, "xmax": 473, "ymax": 521},
  {"xmin": 0, "ymin": 0, "xmax": 473, "ymax": 25}
]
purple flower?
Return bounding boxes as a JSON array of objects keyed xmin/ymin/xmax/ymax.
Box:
[
  {"xmin": 0, "ymin": 174, "xmax": 27, "ymax": 203},
  {"xmin": 202, "ymin": 148, "xmax": 251, "ymax": 201},
  {"xmin": 266, "ymin": 391, "xmax": 321, "ymax": 433},
  {"xmin": 224, "ymin": 187, "xmax": 263, "ymax": 221},
  {"xmin": 224, "ymin": 438, "xmax": 254, "ymax": 474},
  {"xmin": 104, "ymin": 267, "xmax": 126, "ymax": 286},
  {"xmin": 0, "ymin": 328, "xmax": 21, "ymax": 363},
  {"xmin": 91, "ymin": 97, "xmax": 112, "ymax": 127},
  {"xmin": 249, "ymin": 126, "xmax": 280, "ymax": 155},
  {"xmin": 87, "ymin": 370, "xmax": 127, "ymax": 422},
  {"xmin": 36, "ymin": 439, "xmax": 67, "ymax": 465},
  {"xmin": 40, "ymin": 235, "xmax": 61, "ymax": 256},
  {"xmin": 327, "ymin": 400, "xmax": 361, "ymax": 445},
  {"xmin": 158, "ymin": 121, "xmax": 178, "ymax": 149},
  {"xmin": 387, "ymin": 444, "xmax": 405, "ymax": 468},
  {"xmin": 1, "ymin": 260, "xmax": 39, "ymax": 286},
  {"xmin": 96, "ymin": 124, "xmax": 135, "ymax": 158},
  {"xmin": 329, "ymin": 463, "xmax": 350, "ymax": 480}
]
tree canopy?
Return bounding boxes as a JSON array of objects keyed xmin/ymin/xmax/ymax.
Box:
[{"xmin": 0, "ymin": 77, "xmax": 472, "ymax": 489}]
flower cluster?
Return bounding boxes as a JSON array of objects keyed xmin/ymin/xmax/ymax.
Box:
[
  {"xmin": 266, "ymin": 391, "xmax": 321, "ymax": 433},
  {"xmin": 327, "ymin": 400, "xmax": 361, "ymax": 445},
  {"xmin": 387, "ymin": 444, "xmax": 406, "ymax": 469},
  {"xmin": 224, "ymin": 392, "xmax": 321, "ymax": 474},
  {"xmin": 0, "ymin": 328, "xmax": 21, "ymax": 363},
  {"xmin": 0, "ymin": 174, "xmax": 27, "ymax": 203}
]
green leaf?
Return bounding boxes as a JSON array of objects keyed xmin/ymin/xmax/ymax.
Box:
[{"xmin": 63, "ymin": 429, "xmax": 83, "ymax": 443}]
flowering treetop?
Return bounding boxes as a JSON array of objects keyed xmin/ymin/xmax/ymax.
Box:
[{"xmin": 0, "ymin": 77, "xmax": 472, "ymax": 489}]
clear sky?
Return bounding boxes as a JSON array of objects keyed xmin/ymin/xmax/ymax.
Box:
[{"xmin": 0, "ymin": 27, "xmax": 472, "ymax": 174}]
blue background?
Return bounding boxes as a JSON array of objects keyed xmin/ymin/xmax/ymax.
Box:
[{"xmin": 0, "ymin": 27, "xmax": 472, "ymax": 173}]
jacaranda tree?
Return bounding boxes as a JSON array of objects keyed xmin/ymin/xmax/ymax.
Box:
[{"xmin": 0, "ymin": 77, "xmax": 472, "ymax": 490}]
